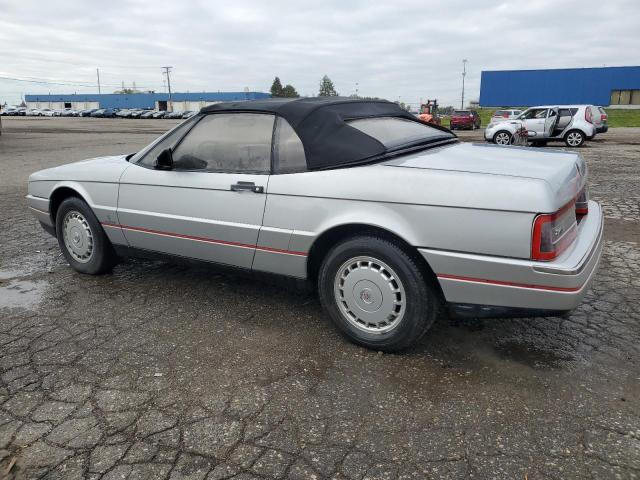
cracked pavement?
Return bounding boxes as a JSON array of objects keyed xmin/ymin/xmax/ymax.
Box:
[{"xmin": 0, "ymin": 118, "xmax": 639, "ymax": 479}]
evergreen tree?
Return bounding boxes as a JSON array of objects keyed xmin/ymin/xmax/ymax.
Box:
[
  {"xmin": 282, "ymin": 84, "xmax": 299, "ymax": 98},
  {"xmin": 270, "ymin": 77, "xmax": 284, "ymax": 97},
  {"xmin": 318, "ymin": 75, "xmax": 338, "ymax": 96}
]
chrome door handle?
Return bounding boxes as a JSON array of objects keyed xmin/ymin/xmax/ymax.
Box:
[{"xmin": 230, "ymin": 181, "xmax": 264, "ymax": 193}]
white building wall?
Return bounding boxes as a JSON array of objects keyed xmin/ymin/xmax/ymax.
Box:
[
  {"xmin": 155, "ymin": 100, "xmax": 223, "ymax": 113},
  {"xmin": 26, "ymin": 101, "xmax": 99, "ymax": 110}
]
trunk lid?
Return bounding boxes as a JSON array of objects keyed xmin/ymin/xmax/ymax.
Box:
[{"xmin": 383, "ymin": 142, "xmax": 586, "ymax": 210}]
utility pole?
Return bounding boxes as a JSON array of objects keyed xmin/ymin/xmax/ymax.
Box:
[
  {"xmin": 96, "ymin": 68, "xmax": 101, "ymax": 94},
  {"xmin": 162, "ymin": 66, "xmax": 173, "ymax": 112},
  {"xmin": 461, "ymin": 59, "xmax": 467, "ymax": 109}
]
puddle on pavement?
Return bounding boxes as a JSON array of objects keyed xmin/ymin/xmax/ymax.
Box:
[
  {"xmin": 493, "ymin": 341, "xmax": 572, "ymax": 369},
  {"xmin": 0, "ymin": 268, "xmax": 31, "ymax": 280},
  {"xmin": 0, "ymin": 278, "xmax": 47, "ymax": 310}
]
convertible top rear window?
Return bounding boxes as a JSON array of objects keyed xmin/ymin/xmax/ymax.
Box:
[{"xmin": 348, "ymin": 117, "xmax": 452, "ymax": 149}]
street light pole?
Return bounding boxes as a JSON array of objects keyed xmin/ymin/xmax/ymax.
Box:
[{"xmin": 461, "ymin": 59, "xmax": 467, "ymax": 109}]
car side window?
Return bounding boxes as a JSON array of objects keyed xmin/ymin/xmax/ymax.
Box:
[
  {"xmin": 520, "ymin": 108, "xmax": 547, "ymax": 120},
  {"xmin": 534, "ymin": 109, "xmax": 548, "ymax": 119},
  {"xmin": 135, "ymin": 118, "xmax": 198, "ymax": 167},
  {"xmin": 172, "ymin": 113, "xmax": 274, "ymax": 173},
  {"xmin": 558, "ymin": 108, "xmax": 572, "ymax": 117},
  {"xmin": 273, "ymin": 117, "xmax": 306, "ymax": 174}
]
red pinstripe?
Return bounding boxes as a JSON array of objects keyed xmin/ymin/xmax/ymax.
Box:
[
  {"xmin": 101, "ymin": 222, "xmax": 308, "ymax": 257},
  {"xmin": 436, "ymin": 273, "xmax": 582, "ymax": 293}
]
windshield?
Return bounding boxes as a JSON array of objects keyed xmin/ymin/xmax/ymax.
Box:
[
  {"xmin": 453, "ymin": 110, "xmax": 471, "ymax": 116},
  {"xmin": 347, "ymin": 117, "xmax": 453, "ymax": 150}
]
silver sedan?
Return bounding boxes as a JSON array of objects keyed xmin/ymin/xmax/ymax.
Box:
[{"xmin": 27, "ymin": 98, "xmax": 603, "ymax": 351}]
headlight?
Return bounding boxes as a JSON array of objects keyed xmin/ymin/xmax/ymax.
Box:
[{"xmin": 487, "ymin": 122, "xmax": 495, "ymax": 129}]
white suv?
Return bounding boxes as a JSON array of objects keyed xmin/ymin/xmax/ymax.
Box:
[{"xmin": 485, "ymin": 105, "xmax": 598, "ymax": 147}]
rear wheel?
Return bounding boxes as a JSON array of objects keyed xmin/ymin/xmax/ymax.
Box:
[
  {"xmin": 55, "ymin": 197, "xmax": 118, "ymax": 275},
  {"xmin": 493, "ymin": 130, "xmax": 512, "ymax": 145},
  {"xmin": 318, "ymin": 236, "xmax": 439, "ymax": 352},
  {"xmin": 565, "ymin": 130, "xmax": 585, "ymax": 147}
]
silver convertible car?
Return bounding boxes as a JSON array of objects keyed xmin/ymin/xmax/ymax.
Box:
[{"xmin": 27, "ymin": 98, "xmax": 603, "ymax": 351}]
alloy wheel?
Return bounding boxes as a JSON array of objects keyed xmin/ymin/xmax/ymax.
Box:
[
  {"xmin": 495, "ymin": 132, "xmax": 511, "ymax": 145},
  {"xmin": 567, "ymin": 132, "xmax": 583, "ymax": 147}
]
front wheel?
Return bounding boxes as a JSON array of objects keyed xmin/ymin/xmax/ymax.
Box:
[
  {"xmin": 565, "ymin": 130, "xmax": 585, "ymax": 147},
  {"xmin": 55, "ymin": 197, "xmax": 118, "ymax": 275},
  {"xmin": 493, "ymin": 130, "xmax": 512, "ymax": 145},
  {"xmin": 318, "ymin": 236, "xmax": 439, "ymax": 352}
]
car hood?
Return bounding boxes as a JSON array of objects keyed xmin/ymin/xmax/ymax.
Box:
[
  {"xmin": 383, "ymin": 142, "xmax": 585, "ymax": 208},
  {"xmin": 29, "ymin": 155, "xmax": 130, "ymax": 183}
]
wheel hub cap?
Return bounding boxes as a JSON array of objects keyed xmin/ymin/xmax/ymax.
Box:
[
  {"xmin": 62, "ymin": 211, "xmax": 94, "ymax": 263},
  {"xmin": 334, "ymin": 256, "xmax": 406, "ymax": 334}
]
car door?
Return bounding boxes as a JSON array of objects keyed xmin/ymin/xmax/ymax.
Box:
[
  {"xmin": 115, "ymin": 112, "xmax": 274, "ymax": 269},
  {"xmin": 554, "ymin": 108, "xmax": 574, "ymax": 136},
  {"xmin": 520, "ymin": 108, "xmax": 548, "ymax": 139},
  {"xmin": 543, "ymin": 107, "xmax": 559, "ymax": 138}
]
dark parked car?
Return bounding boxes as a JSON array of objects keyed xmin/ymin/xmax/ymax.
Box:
[
  {"xmin": 152, "ymin": 111, "xmax": 167, "ymax": 119},
  {"xmin": 129, "ymin": 110, "xmax": 146, "ymax": 119},
  {"xmin": 140, "ymin": 111, "xmax": 155, "ymax": 119},
  {"xmin": 80, "ymin": 109, "xmax": 98, "ymax": 117},
  {"xmin": 90, "ymin": 109, "xmax": 117, "ymax": 118},
  {"xmin": 449, "ymin": 110, "xmax": 481, "ymax": 130}
]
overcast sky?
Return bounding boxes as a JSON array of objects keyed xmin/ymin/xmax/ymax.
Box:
[{"xmin": 1, "ymin": 0, "xmax": 638, "ymax": 108}]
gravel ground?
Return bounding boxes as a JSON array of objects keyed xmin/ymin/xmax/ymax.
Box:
[{"xmin": 0, "ymin": 117, "xmax": 639, "ymax": 479}]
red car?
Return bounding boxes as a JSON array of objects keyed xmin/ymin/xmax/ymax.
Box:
[{"xmin": 449, "ymin": 110, "xmax": 481, "ymax": 130}]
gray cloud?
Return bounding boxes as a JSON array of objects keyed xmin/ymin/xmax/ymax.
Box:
[{"xmin": 1, "ymin": 0, "xmax": 638, "ymax": 107}]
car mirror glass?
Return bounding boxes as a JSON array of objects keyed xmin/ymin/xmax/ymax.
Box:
[{"xmin": 154, "ymin": 148, "xmax": 174, "ymax": 170}]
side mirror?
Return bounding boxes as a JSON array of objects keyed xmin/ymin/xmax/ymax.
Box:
[{"xmin": 155, "ymin": 148, "xmax": 173, "ymax": 170}]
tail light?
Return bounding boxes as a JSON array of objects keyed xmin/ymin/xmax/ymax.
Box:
[
  {"xmin": 576, "ymin": 185, "xmax": 589, "ymax": 215},
  {"xmin": 585, "ymin": 107, "xmax": 593, "ymax": 124},
  {"xmin": 600, "ymin": 113, "xmax": 608, "ymax": 121},
  {"xmin": 531, "ymin": 201, "xmax": 578, "ymax": 261}
]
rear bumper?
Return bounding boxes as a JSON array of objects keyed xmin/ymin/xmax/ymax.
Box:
[
  {"xmin": 420, "ymin": 201, "xmax": 603, "ymax": 312},
  {"xmin": 451, "ymin": 120, "xmax": 473, "ymax": 128},
  {"xmin": 596, "ymin": 125, "xmax": 608, "ymax": 133}
]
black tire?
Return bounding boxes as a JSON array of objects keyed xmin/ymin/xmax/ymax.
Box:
[
  {"xmin": 318, "ymin": 235, "xmax": 439, "ymax": 352},
  {"xmin": 55, "ymin": 197, "xmax": 118, "ymax": 275},
  {"xmin": 493, "ymin": 130, "xmax": 512, "ymax": 145},
  {"xmin": 564, "ymin": 129, "xmax": 585, "ymax": 147}
]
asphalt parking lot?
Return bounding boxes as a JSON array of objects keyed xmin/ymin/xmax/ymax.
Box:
[{"xmin": 0, "ymin": 117, "xmax": 639, "ymax": 479}]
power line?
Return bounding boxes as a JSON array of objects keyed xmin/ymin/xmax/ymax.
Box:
[{"xmin": 0, "ymin": 74, "xmax": 164, "ymax": 90}]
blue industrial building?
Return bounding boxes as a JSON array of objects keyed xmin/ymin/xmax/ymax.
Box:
[
  {"xmin": 24, "ymin": 91, "xmax": 271, "ymax": 111},
  {"xmin": 479, "ymin": 66, "xmax": 640, "ymax": 107}
]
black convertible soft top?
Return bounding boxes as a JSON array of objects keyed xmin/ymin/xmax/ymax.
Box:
[{"xmin": 201, "ymin": 97, "xmax": 453, "ymax": 170}]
